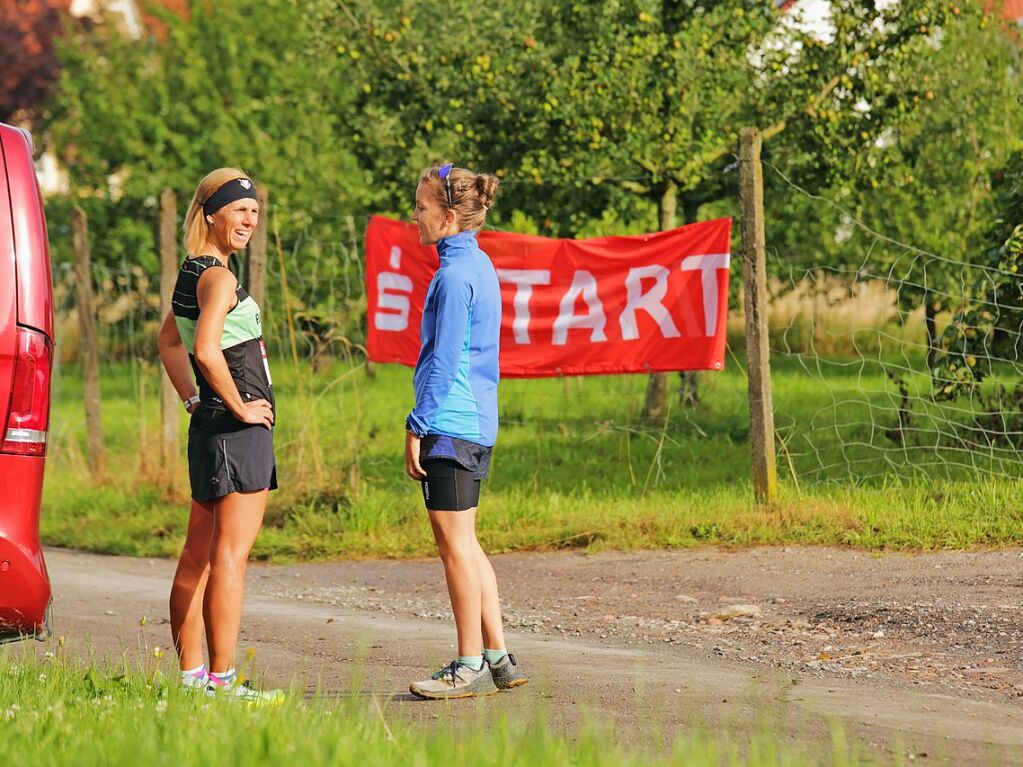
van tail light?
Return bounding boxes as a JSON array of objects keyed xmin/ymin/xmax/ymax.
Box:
[{"xmin": 2, "ymin": 327, "xmax": 52, "ymax": 456}]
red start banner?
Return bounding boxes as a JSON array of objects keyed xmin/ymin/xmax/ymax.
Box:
[{"xmin": 366, "ymin": 216, "xmax": 732, "ymax": 378}]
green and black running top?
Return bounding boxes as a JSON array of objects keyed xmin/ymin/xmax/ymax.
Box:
[{"xmin": 171, "ymin": 256, "xmax": 274, "ymax": 412}]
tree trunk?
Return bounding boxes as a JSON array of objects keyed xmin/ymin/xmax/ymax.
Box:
[
  {"xmin": 246, "ymin": 184, "xmax": 269, "ymax": 309},
  {"xmin": 678, "ymin": 370, "xmax": 699, "ymax": 406},
  {"xmin": 642, "ymin": 182, "xmax": 677, "ymax": 418},
  {"xmin": 677, "ymin": 194, "xmax": 700, "ymax": 407},
  {"xmin": 924, "ymin": 296, "xmax": 938, "ymax": 372},
  {"xmin": 158, "ymin": 190, "xmax": 179, "ymax": 485}
]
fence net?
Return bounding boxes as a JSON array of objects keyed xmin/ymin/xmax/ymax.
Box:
[
  {"xmin": 48, "ymin": 166, "xmax": 1023, "ymax": 495},
  {"xmin": 764, "ymin": 162, "xmax": 1023, "ymax": 487}
]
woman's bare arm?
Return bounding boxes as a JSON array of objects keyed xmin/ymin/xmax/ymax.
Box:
[{"xmin": 157, "ymin": 311, "xmax": 198, "ymax": 409}]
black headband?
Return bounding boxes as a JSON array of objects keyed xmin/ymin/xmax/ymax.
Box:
[{"xmin": 202, "ymin": 177, "xmax": 257, "ymax": 218}]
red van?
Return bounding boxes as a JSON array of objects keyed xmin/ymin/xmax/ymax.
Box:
[{"xmin": 0, "ymin": 122, "xmax": 54, "ymax": 643}]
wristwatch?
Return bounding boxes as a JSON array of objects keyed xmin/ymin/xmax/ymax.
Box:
[{"xmin": 182, "ymin": 395, "xmax": 201, "ymax": 411}]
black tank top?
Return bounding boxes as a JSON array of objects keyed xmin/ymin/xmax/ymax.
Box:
[{"xmin": 170, "ymin": 256, "xmax": 274, "ymax": 411}]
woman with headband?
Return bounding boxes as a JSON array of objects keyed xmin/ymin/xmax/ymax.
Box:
[
  {"xmin": 157, "ymin": 167, "xmax": 281, "ymax": 703},
  {"xmin": 406, "ymin": 163, "xmax": 527, "ymax": 699}
]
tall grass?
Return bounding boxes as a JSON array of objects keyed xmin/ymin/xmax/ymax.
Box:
[{"xmin": 0, "ymin": 652, "xmax": 909, "ymax": 766}]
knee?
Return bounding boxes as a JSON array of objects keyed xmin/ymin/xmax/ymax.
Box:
[
  {"xmin": 208, "ymin": 547, "xmax": 249, "ymax": 572},
  {"xmin": 437, "ymin": 538, "xmax": 475, "ymax": 564},
  {"xmin": 176, "ymin": 547, "xmax": 209, "ymax": 578}
]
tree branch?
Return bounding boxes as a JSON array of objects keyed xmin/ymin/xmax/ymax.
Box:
[
  {"xmin": 619, "ymin": 179, "xmax": 651, "ymax": 195},
  {"xmin": 669, "ymin": 73, "xmax": 843, "ymax": 187}
]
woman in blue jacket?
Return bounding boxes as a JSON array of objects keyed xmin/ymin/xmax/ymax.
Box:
[{"xmin": 406, "ymin": 163, "xmax": 527, "ymax": 699}]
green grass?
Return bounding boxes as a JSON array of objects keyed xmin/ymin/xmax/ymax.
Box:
[
  {"xmin": 0, "ymin": 652, "xmax": 912, "ymax": 766},
  {"xmin": 40, "ymin": 354, "xmax": 1023, "ymax": 560}
]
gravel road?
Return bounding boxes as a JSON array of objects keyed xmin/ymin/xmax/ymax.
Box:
[{"xmin": 21, "ymin": 546, "xmax": 1023, "ymax": 764}]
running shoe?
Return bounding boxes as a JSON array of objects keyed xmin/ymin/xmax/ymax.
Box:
[
  {"xmin": 488, "ymin": 653, "xmax": 528, "ymax": 690},
  {"xmin": 409, "ymin": 660, "xmax": 499, "ymax": 700},
  {"xmin": 206, "ymin": 671, "xmax": 285, "ymax": 706}
]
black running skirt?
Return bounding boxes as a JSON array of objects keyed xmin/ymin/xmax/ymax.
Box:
[{"xmin": 187, "ymin": 408, "xmax": 278, "ymax": 502}]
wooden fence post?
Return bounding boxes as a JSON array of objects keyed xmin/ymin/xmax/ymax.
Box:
[
  {"xmin": 247, "ymin": 184, "xmax": 269, "ymax": 310},
  {"xmin": 159, "ymin": 189, "xmax": 179, "ymax": 478},
  {"xmin": 70, "ymin": 207, "xmax": 104, "ymax": 479},
  {"xmin": 739, "ymin": 127, "xmax": 778, "ymax": 503}
]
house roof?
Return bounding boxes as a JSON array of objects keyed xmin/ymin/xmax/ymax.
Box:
[
  {"xmin": 71, "ymin": 0, "xmax": 188, "ymax": 39},
  {"xmin": 779, "ymin": 0, "xmax": 1022, "ymax": 24},
  {"xmin": 136, "ymin": 0, "xmax": 188, "ymax": 38},
  {"xmin": 1001, "ymin": 0, "xmax": 1023, "ymax": 22}
]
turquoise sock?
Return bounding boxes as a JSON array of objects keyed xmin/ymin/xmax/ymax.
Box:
[
  {"xmin": 484, "ymin": 649, "xmax": 508, "ymax": 665},
  {"xmin": 458, "ymin": 655, "xmax": 484, "ymax": 672}
]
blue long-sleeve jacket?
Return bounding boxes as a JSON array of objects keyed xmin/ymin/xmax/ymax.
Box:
[{"xmin": 406, "ymin": 229, "xmax": 501, "ymax": 446}]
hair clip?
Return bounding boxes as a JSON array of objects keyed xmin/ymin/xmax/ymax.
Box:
[{"xmin": 438, "ymin": 163, "xmax": 454, "ymax": 206}]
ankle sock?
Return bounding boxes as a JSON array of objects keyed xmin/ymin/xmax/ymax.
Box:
[
  {"xmin": 180, "ymin": 664, "xmax": 207, "ymax": 684},
  {"xmin": 484, "ymin": 649, "xmax": 508, "ymax": 665},
  {"xmin": 208, "ymin": 668, "xmax": 237, "ymax": 687},
  {"xmin": 458, "ymin": 655, "xmax": 484, "ymax": 672}
]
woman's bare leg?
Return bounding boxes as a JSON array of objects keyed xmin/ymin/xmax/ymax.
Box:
[
  {"xmin": 428, "ymin": 508, "xmax": 484, "ymax": 657},
  {"xmin": 169, "ymin": 500, "xmax": 214, "ymax": 670},
  {"xmin": 204, "ymin": 489, "xmax": 267, "ymax": 673},
  {"xmin": 476, "ymin": 541, "xmax": 506, "ymax": 650}
]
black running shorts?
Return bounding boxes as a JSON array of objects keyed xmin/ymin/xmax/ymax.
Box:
[
  {"xmin": 187, "ymin": 407, "xmax": 278, "ymax": 502},
  {"xmin": 421, "ymin": 458, "xmax": 481, "ymax": 511}
]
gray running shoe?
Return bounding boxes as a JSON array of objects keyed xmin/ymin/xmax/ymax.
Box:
[
  {"xmin": 488, "ymin": 653, "xmax": 527, "ymax": 690},
  {"xmin": 409, "ymin": 660, "xmax": 499, "ymax": 700}
]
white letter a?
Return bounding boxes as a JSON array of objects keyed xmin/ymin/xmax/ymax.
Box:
[{"xmin": 552, "ymin": 271, "xmax": 607, "ymax": 345}]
